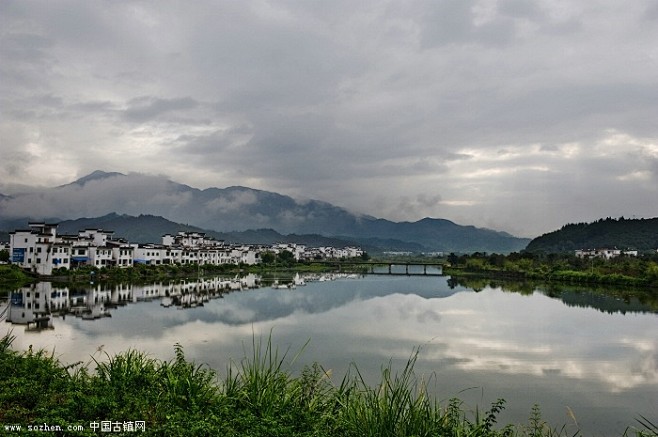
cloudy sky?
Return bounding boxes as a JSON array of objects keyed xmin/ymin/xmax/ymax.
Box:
[{"xmin": 1, "ymin": 0, "xmax": 657, "ymax": 237}]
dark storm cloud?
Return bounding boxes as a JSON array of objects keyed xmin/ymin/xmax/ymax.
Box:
[
  {"xmin": 1, "ymin": 0, "xmax": 657, "ymax": 237},
  {"xmin": 470, "ymin": 82, "xmax": 658, "ymax": 143}
]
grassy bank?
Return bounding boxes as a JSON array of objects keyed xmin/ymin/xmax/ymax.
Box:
[{"xmin": 0, "ymin": 333, "xmax": 655, "ymax": 436}]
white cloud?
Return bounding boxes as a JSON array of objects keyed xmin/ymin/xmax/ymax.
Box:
[{"xmin": 1, "ymin": 0, "xmax": 657, "ymax": 237}]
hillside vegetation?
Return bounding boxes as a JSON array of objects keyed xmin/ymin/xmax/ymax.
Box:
[{"xmin": 525, "ymin": 217, "xmax": 658, "ymax": 253}]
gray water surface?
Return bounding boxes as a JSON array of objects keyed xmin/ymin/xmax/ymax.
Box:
[{"xmin": 3, "ymin": 274, "xmax": 656, "ymax": 435}]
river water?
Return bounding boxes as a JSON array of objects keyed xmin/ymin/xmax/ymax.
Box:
[{"xmin": 2, "ymin": 272, "xmax": 656, "ymax": 435}]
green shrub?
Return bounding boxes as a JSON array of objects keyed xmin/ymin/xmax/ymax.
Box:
[{"xmin": 1, "ymin": 332, "xmax": 654, "ymax": 436}]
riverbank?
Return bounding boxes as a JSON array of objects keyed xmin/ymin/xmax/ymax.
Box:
[
  {"xmin": 444, "ymin": 252, "xmax": 658, "ymax": 289},
  {"xmin": 1, "ymin": 333, "xmax": 654, "ymax": 437},
  {"xmin": 8, "ymin": 262, "xmax": 348, "ymax": 286},
  {"xmin": 3, "ymin": 252, "xmax": 658, "ymax": 294}
]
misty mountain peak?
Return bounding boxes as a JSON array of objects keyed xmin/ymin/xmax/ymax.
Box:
[
  {"xmin": 67, "ymin": 170, "xmax": 126, "ymax": 187},
  {"xmin": 0, "ymin": 170, "xmax": 530, "ymax": 252}
]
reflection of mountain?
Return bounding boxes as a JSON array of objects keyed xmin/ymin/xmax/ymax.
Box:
[
  {"xmin": 448, "ymin": 276, "xmax": 658, "ymax": 314},
  {"xmin": 8, "ymin": 276, "xmax": 655, "ymax": 341},
  {"xmin": 207, "ymin": 276, "xmax": 467, "ymax": 327},
  {"xmin": 3, "ymin": 276, "xmax": 467, "ymax": 336},
  {"xmin": 556, "ymin": 292, "xmax": 657, "ymax": 315}
]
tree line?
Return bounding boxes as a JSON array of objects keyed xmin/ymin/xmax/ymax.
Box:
[{"xmin": 445, "ymin": 250, "xmax": 658, "ymax": 288}]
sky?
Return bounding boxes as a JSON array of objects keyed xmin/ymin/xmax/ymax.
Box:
[{"xmin": 1, "ymin": 0, "xmax": 657, "ymax": 238}]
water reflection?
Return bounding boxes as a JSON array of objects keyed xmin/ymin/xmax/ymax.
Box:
[
  {"xmin": 5, "ymin": 274, "xmax": 653, "ymax": 334},
  {"xmin": 448, "ymin": 276, "xmax": 658, "ymax": 314},
  {"xmin": 1, "ymin": 274, "xmax": 656, "ymax": 435},
  {"xmin": 2, "ymin": 273, "xmax": 391, "ymax": 330},
  {"xmin": 2, "ymin": 275, "xmax": 264, "ymax": 330}
]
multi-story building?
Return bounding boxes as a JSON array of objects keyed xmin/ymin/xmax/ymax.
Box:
[
  {"xmin": 89, "ymin": 246, "xmax": 114, "ymax": 267},
  {"xmin": 8, "ymin": 223, "xmax": 363, "ymax": 275},
  {"xmin": 109, "ymin": 242, "xmax": 134, "ymax": 267},
  {"xmin": 9, "ymin": 222, "xmax": 59, "ymax": 275},
  {"xmin": 51, "ymin": 243, "xmax": 72, "ymax": 270},
  {"xmin": 575, "ymin": 248, "xmax": 638, "ymax": 259},
  {"xmin": 162, "ymin": 232, "xmax": 224, "ymax": 248},
  {"xmin": 133, "ymin": 245, "xmax": 166, "ymax": 265}
]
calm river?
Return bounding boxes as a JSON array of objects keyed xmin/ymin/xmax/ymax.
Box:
[{"xmin": 2, "ymin": 272, "xmax": 657, "ymax": 435}]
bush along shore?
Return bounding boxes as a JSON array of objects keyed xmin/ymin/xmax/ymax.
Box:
[
  {"xmin": 444, "ymin": 252, "xmax": 658, "ymax": 289},
  {"xmin": 0, "ymin": 333, "xmax": 656, "ymax": 437},
  {"xmin": 0, "ymin": 264, "xmax": 37, "ymax": 290}
]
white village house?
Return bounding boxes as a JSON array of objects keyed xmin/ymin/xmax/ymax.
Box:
[
  {"xmin": 574, "ymin": 248, "xmax": 639, "ymax": 259},
  {"xmin": 8, "ymin": 222, "xmax": 363, "ymax": 275}
]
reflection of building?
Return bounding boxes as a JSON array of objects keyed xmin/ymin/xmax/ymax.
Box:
[
  {"xmin": 6, "ymin": 282, "xmax": 68, "ymax": 329},
  {"xmin": 3, "ymin": 274, "xmax": 266, "ymax": 330}
]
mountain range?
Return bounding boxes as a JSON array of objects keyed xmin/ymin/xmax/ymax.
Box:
[
  {"xmin": 54, "ymin": 213, "xmax": 377, "ymax": 251},
  {"xmin": 0, "ymin": 171, "xmax": 531, "ymax": 253},
  {"xmin": 525, "ymin": 217, "xmax": 658, "ymax": 253}
]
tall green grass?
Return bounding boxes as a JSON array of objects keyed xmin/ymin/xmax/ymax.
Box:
[
  {"xmin": 332, "ymin": 349, "xmax": 445, "ymax": 436},
  {"xmin": 0, "ymin": 331, "xmax": 655, "ymax": 436}
]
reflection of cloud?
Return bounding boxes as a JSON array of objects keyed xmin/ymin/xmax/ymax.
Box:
[
  {"xmin": 7, "ymin": 282, "xmax": 657, "ymax": 399},
  {"xmin": 297, "ymin": 289, "xmax": 658, "ymax": 393},
  {"xmin": 5, "ymin": 278, "xmax": 655, "ymax": 437},
  {"xmin": 416, "ymin": 309, "xmax": 441, "ymax": 323},
  {"xmin": 395, "ymin": 299, "xmax": 442, "ymax": 323},
  {"xmin": 420, "ymin": 295, "xmax": 658, "ymax": 393}
]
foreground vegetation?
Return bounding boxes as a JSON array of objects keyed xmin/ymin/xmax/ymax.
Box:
[
  {"xmin": 445, "ymin": 252, "xmax": 658, "ymax": 289},
  {"xmin": 0, "ymin": 333, "xmax": 655, "ymax": 437}
]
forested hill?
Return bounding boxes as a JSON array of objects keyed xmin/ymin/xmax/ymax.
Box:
[{"xmin": 525, "ymin": 217, "xmax": 658, "ymax": 253}]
